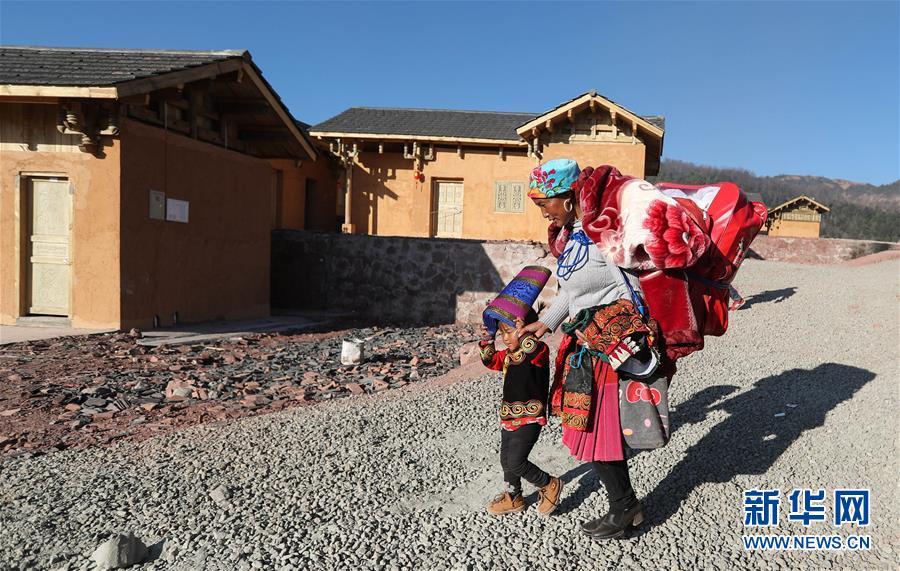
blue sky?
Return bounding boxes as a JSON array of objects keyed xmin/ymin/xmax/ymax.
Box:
[{"xmin": 1, "ymin": 1, "xmax": 898, "ymax": 184}]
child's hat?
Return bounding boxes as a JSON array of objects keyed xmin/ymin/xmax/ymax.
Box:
[{"xmin": 483, "ymin": 266, "xmax": 552, "ymax": 335}]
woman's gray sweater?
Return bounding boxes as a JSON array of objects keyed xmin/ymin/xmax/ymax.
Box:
[
  {"xmin": 541, "ymin": 220, "xmax": 657, "ymax": 377},
  {"xmin": 541, "ymin": 220, "xmax": 643, "ymax": 333}
]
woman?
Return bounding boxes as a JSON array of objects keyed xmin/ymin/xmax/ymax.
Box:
[{"xmin": 518, "ymin": 159, "xmax": 708, "ymax": 539}]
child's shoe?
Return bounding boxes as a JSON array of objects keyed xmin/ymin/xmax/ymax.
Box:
[
  {"xmin": 487, "ymin": 492, "xmax": 525, "ymax": 515},
  {"xmin": 537, "ymin": 476, "xmax": 564, "ymax": 516}
]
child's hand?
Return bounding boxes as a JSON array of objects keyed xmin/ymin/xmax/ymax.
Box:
[{"xmin": 479, "ymin": 323, "xmax": 495, "ymax": 342}]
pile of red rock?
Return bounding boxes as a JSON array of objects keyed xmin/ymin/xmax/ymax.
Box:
[{"xmin": 0, "ymin": 323, "xmax": 479, "ymax": 456}]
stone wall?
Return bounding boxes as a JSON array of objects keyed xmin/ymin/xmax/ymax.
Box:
[
  {"xmin": 750, "ymin": 236, "xmax": 897, "ymax": 264},
  {"xmin": 272, "ymin": 230, "xmax": 558, "ymax": 325},
  {"xmin": 272, "ymin": 231, "xmax": 899, "ymax": 325}
]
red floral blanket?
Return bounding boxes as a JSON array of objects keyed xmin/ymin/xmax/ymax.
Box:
[{"xmin": 548, "ymin": 165, "xmax": 711, "ymax": 360}]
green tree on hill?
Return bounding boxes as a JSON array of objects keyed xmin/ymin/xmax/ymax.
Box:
[{"xmin": 650, "ymin": 160, "xmax": 900, "ymax": 242}]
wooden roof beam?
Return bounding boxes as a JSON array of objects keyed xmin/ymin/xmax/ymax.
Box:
[
  {"xmin": 516, "ymin": 92, "xmax": 663, "ymax": 139},
  {"xmin": 115, "ymin": 58, "xmax": 244, "ymax": 98},
  {"xmin": 0, "ymin": 85, "xmax": 117, "ymax": 98},
  {"xmin": 238, "ymin": 127, "xmax": 293, "ymax": 142},
  {"xmin": 308, "ymin": 130, "xmax": 527, "ymax": 147},
  {"xmin": 241, "ymin": 62, "xmax": 317, "ymax": 160},
  {"xmin": 216, "ymin": 99, "xmax": 271, "ymax": 115}
]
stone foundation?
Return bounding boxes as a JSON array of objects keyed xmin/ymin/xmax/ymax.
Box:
[
  {"xmin": 750, "ymin": 235, "xmax": 897, "ymax": 264},
  {"xmin": 272, "ymin": 230, "xmax": 898, "ymax": 325}
]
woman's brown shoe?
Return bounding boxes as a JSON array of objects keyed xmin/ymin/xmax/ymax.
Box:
[
  {"xmin": 487, "ymin": 492, "xmax": 525, "ymax": 515},
  {"xmin": 537, "ymin": 477, "xmax": 564, "ymax": 516}
]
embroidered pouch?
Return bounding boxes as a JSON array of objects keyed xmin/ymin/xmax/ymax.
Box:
[{"xmin": 560, "ymin": 348, "xmax": 593, "ymax": 431}]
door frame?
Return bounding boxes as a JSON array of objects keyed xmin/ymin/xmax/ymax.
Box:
[
  {"xmin": 17, "ymin": 172, "xmax": 74, "ymax": 319},
  {"xmin": 431, "ymin": 178, "xmax": 465, "ymax": 238}
]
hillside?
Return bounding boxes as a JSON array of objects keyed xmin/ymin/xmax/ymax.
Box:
[{"xmin": 650, "ymin": 160, "xmax": 900, "ymax": 242}]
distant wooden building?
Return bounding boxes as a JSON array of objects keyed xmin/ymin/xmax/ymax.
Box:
[
  {"xmin": 764, "ymin": 195, "xmax": 830, "ymax": 238},
  {"xmin": 307, "ymin": 91, "xmax": 665, "ymax": 242}
]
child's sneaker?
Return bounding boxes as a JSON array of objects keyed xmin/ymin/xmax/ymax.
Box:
[
  {"xmin": 537, "ymin": 477, "xmax": 564, "ymax": 516},
  {"xmin": 487, "ymin": 492, "xmax": 525, "ymax": 515}
]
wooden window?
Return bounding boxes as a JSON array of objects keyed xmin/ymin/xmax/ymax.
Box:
[
  {"xmin": 494, "ymin": 181, "xmax": 525, "ymax": 213},
  {"xmin": 781, "ymin": 210, "xmax": 821, "ymax": 222}
]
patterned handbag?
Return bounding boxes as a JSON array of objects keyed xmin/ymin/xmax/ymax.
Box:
[
  {"xmin": 618, "ymin": 376, "xmax": 670, "ymax": 449},
  {"xmin": 610, "ymin": 264, "xmax": 672, "ymax": 449}
]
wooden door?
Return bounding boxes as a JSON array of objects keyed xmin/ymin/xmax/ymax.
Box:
[
  {"xmin": 433, "ymin": 181, "xmax": 464, "ymax": 238},
  {"xmin": 27, "ymin": 178, "xmax": 72, "ymax": 316}
]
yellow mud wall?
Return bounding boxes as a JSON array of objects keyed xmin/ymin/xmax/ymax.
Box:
[
  {"xmin": 119, "ymin": 118, "xmax": 275, "ymax": 329},
  {"xmin": 0, "ymin": 103, "xmax": 121, "ymax": 329},
  {"xmin": 270, "ymin": 156, "xmax": 338, "ymax": 232},
  {"xmin": 345, "ymin": 141, "xmax": 646, "ymax": 242},
  {"xmin": 768, "ymin": 219, "xmax": 821, "ymax": 238}
]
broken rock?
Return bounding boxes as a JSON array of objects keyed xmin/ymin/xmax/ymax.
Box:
[
  {"xmin": 209, "ymin": 484, "xmax": 232, "ymax": 504},
  {"xmin": 90, "ymin": 532, "xmax": 148, "ymax": 569},
  {"xmin": 458, "ymin": 342, "xmax": 482, "ymax": 367},
  {"xmin": 165, "ymin": 380, "xmax": 193, "ymax": 400}
]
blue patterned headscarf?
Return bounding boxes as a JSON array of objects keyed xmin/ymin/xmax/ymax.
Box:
[{"xmin": 528, "ymin": 159, "xmax": 580, "ymax": 199}]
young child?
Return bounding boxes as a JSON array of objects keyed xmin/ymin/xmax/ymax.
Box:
[{"xmin": 479, "ymin": 267, "xmax": 563, "ymax": 516}]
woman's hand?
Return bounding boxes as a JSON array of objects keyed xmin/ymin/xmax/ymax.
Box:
[
  {"xmin": 574, "ymin": 329, "xmax": 589, "ymax": 345},
  {"xmin": 517, "ymin": 320, "xmax": 550, "ymax": 339}
]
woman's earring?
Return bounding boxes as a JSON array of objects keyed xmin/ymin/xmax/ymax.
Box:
[{"xmin": 564, "ymin": 200, "xmax": 573, "ymax": 213}]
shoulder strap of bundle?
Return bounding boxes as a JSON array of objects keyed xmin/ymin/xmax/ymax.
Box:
[{"xmin": 612, "ymin": 264, "xmax": 649, "ymax": 320}]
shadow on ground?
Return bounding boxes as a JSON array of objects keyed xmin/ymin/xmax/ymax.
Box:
[
  {"xmin": 641, "ymin": 363, "xmax": 874, "ymax": 528},
  {"xmin": 553, "ymin": 363, "xmax": 874, "ymax": 527},
  {"xmin": 739, "ymin": 287, "xmax": 797, "ymax": 310}
]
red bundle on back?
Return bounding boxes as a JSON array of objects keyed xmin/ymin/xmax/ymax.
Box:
[{"xmin": 654, "ymin": 181, "xmax": 768, "ymax": 343}]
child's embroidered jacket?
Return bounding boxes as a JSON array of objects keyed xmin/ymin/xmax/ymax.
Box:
[{"xmin": 478, "ymin": 335, "xmax": 551, "ymax": 431}]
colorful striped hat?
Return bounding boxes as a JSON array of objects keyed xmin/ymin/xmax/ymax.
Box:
[{"xmin": 483, "ymin": 266, "xmax": 552, "ymax": 335}]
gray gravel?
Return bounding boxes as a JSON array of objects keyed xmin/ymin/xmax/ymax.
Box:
[{"xmin": 1, "ymin": 258, "xmax": 898, "ymax": 570}]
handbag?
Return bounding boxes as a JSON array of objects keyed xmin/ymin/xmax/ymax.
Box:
[
  {"xmin": 619, "ymin": 376, "xmax": 670, "ymax": 449},
  {"xmin": 610, "ymin": 264, "xmax": 672, "ymax": 449}
]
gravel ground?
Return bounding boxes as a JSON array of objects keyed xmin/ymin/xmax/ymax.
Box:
[{"xmin": 0, "ymin": 258, "xmax": 898, "ymax": 570}]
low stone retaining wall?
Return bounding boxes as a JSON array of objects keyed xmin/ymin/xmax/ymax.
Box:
[
  {"xmin": 272, "ymin": 230, "xmax": 558, "ymax": 325},
  {"xmin": 272, "ymin": 230, "xmax": 898, "ymax": 325},
  {"xmin": 750, "ymin": 235, "xmax": 898, "ymax": 264}
]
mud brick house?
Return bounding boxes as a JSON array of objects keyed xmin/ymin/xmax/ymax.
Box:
[
  {"xmin": 0, "ymin": 46, "xmax": 337, "ymax": 330},
  {"xmin": 308, "ymin": 92, "xmax": 665, "ymax": 242},
  {"xmin": 763, "ymin": 195, "xmax": 830, "ymax": 238}
]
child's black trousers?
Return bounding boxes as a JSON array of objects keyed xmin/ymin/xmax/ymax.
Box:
[{"xmin": 500, "ymin": 423, "xmax": 551, "ymax": 495}]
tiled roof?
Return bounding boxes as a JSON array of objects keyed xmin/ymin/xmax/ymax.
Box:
[
  {"xmin": 312, "ymin": 106, "xmax": 665, "ymax": 142},
  {"xmin": 515, "ymin": 91, "xmax": 665, "ymax": 135},
  {"xmin": 0, "ymin": 46, "xmax": 245, "ymax": 86},
  {"xmin": 769, "ymin": 195, "xmax": 830, "ymax": 214},
  {"xmin": 643, "ymin": 115, "xmax": 666, "ymax": 131},
  {"xmin": 310, "ymin": 107, "xmax": 539, "ymax": 141}
]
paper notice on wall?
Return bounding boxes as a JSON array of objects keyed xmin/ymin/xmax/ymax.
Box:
[
  {"xmin": 166, "ymin": 198, "xmax": 189, "ymax": 223},
  {"xmin": 149, "ymin": 190, "xmax": 166, "ymax": 220}
]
